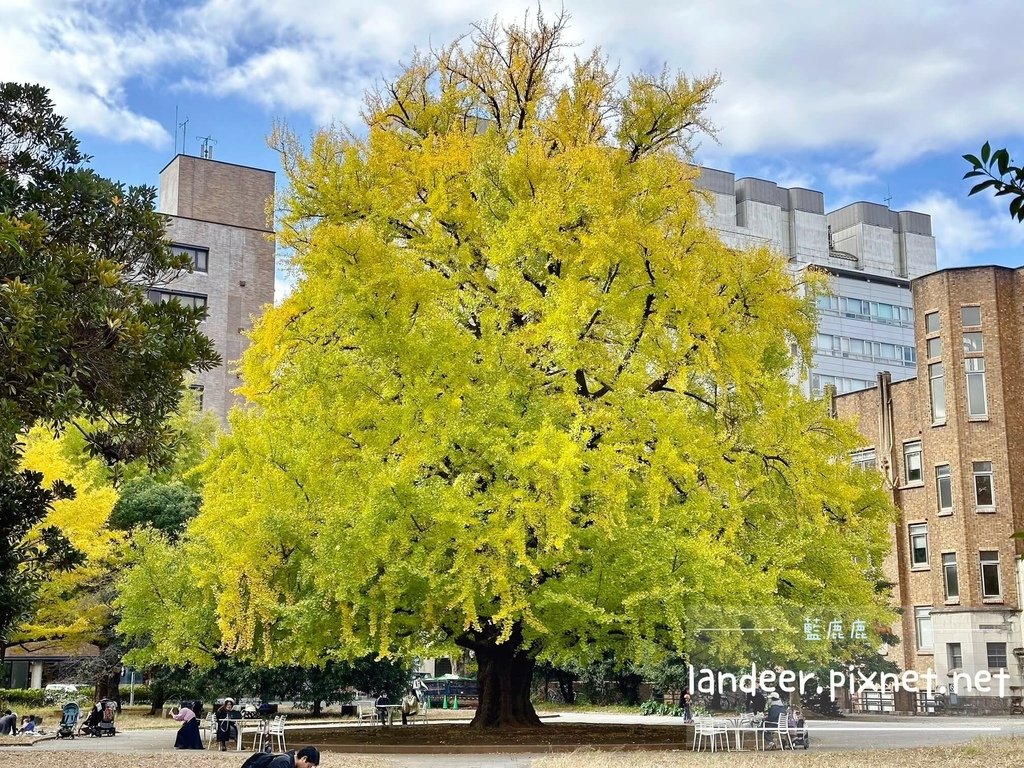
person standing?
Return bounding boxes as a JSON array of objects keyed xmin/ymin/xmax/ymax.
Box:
[
  {"xmin": 412, "ymin": 677, "xmax": 428, "ymax": 707},
  {"xmin": 215, "ymin": 698, "xmax": 238, "ymax": 751},
  {"xmin": 170, "ymin": 704, "xmax": 204, "ymax": 749},
  {"xmin": 681, "ymin": 690, "xmax": 693, "ymax": 722}
]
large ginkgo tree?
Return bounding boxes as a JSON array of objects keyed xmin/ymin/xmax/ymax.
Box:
[{"xmin": 118, "ymin": 13, "xmax": 894, "ymax": 728}]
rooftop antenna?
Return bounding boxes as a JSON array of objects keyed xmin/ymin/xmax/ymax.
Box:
[
  {"xmin": 197, "ymin": 135, "xmax": 217, "ymax": 160},
  {"xmin": 883, "ymin": 184, "xmax": 893, "ymax": 208},
  {"xmin": 178, "ymin": 115, "xmax": 190, "ymax": 156}
]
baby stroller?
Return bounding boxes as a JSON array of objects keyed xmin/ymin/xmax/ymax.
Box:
[
  {"xmin": 56, "ymin": 702, "xmax": 80, "ymax": 739},
  {"xmin": 81, "ymin": 700, "xmax": 117, "ymax": 737},
  {"xmin": 788, "ymin": 714, "xmax": 810, "ymax": 750}
]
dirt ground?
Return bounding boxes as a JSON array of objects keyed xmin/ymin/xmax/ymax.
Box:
[
  {"xmin": 296, "ymin": 723, "xmax": 689, "ymax": 746},
  {"xmin": 0, "ymin": 737, "xmax": 1022, "ymax": 768},
  {"xmin": 0, "ymin": 752, "xmax": 391, "ymax": 768}
]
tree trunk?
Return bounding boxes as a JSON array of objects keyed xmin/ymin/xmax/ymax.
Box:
[
  {"xmin": 312, "ymin": 700, "xmax": 323, "ymax": 716},
  {"xmin": 556, "ymin": 670, "xmax": 576, "ymax": 705},
  {"xmin": 95, "ymin": 664, "xmax": 122, "ymax": 705},
  {"xmin": 459, "ymin": 622, "xmax": 542, "ymax": 729}
]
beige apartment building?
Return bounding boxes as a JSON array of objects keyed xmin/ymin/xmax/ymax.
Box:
[
  {"xmin": 155, "ymin": 154, "xmax": 276, "ymax": 420},
  {"xmin": 835, "ymin": 265, "xmax": 1024, "ymax": 700}
]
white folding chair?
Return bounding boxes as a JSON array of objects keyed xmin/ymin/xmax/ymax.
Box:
[
  {"xmin": 205, "ymin": 713, "xmax": 218, "ymax": 749},
  {"xmin": 268, "ymin": 715, "xmax": 287, "ymax": 752},
  {"xmin": 770, "ymin": 717, "xmax": 793, "ymax": 750}
]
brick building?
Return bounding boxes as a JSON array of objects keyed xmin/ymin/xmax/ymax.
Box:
[
  {"xmin": 835, "ymin": 265, "xmax": 1024, "ymax": 698},
  {"xmin": 155, "ymin": 154, "xmax": 276, "ymax": 420}
]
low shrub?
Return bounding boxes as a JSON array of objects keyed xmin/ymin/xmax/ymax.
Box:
[{"xmin": 0, "ymin": 689, "xmax": 46, "ymax": 708}]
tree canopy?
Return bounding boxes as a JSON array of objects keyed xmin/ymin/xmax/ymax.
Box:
[
  {"xmin": 0, "ymin": 82, "xmax": 219, "ymax": 660},
  {"xmin": 118, "ymin": 14, "xmax": 895, "ymax": 728}
]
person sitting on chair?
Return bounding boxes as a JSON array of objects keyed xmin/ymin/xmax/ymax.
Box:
[
  {"xmin": 374, "ymin": 691, "xmax": 391, "ymax": 725},
  {"xmin": 215, "ymin": 698, "xmax": 238, "ymax": 751},
  {"xmin": 401, "ymin": 687, "xmax": 419, "ymax": 725},
  {"xmin": 763, "ymin": 692, "xmax": 787, "ymax": 749}
]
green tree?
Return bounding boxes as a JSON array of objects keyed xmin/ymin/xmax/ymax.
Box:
[
  {"xmin": 963, "ymin": 142, "xmax": 1024, "ymax": 222},
  {"xmin": 0, "ymin": 82, "xmax": 219, "ymax": 663},
  {"xmin": 109, "ymin": 477, "xmax": 201, "ymax": 539},
  {"xmin": 118, "ymin": 14, "xmax": 895, "ymax": 728}
]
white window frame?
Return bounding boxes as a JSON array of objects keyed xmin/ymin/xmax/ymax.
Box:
[
  {"xmin": 942, "ymin": 552, "xmax": 959, "ymax": 602},
  {"xmin": 915, "ymin": 606, "xmax": 933, "ymax": 651},
  {"xmin": 965, "ymin": 357, "xmax": 988, "ymax": 418},
  {"xmin": 929, "ymin": 362, "xmax": 946, "ymax": 423},
  {"xmin": 909, "ymin": 523, "xmax": 929, "ymax": 568},
  {"xmin": 987, "ymin": 642, "xmax": 1008, "ymax": 669},
  {"xmin": 851, "ymin": 448, "xmax": 876, "ymax": 471},
  {"xmin": 903, "ymin": 441, "xmax": 923, "ymax": 485},
  {"xmin": 947, "ymin": 642, "xmax": 963, "ymax": 670},
  {"xmin": 980, "ymin": 550, "xmax": 1002, "ymax": 599},
  {"xmin": 961, "ymin": 305, "xmax": 982, "ymax": 327},
  {"xmin": 972, "ymin": 461, "xmax": 995, "ymax": 510},
  {"xmin": 935, "ymin": 464, "xmax": 953, "ymax": 515}
]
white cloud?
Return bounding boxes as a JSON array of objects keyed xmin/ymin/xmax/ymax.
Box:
[
  {"xmin": 1, "ymin": 0, "xmax": 1021, "ymax": 169},
  {"xmin": 905, "ymin": 191, "xmax": 1024, "ymax": 268},
  {"xmin": 827, "ymin": 167, "xmax": 878, "ymax": 191}
]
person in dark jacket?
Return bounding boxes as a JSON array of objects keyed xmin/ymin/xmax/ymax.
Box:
[
  {"xmin": 171, "ymin": 704, "xmax": 204, "ymax": 749},
  {"xmin": 764, "ymin": 692, "xmax": 788, "ymax": 748},
  {"xmin": 240, "ymin": 745, "xmax": 320, "ymax": 768},
  {"xmin": 0, "ymin": 711, "xmax": 17, "ymax": 735},
  {"xmin": 215, "ymin": 698, "xmax": 239, "ymax": 751},
  {"xmin": 374, "ymin": 691, "xmax": 391, "ymax": 725}
]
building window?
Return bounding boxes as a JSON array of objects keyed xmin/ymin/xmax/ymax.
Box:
[
  {"xmin": 915, "ymin": 606, "xmax": 933, "ymax": 650},
  {"xmin": 925, "ymin": 311, "xmax": 940, "ymax": 333},
  {"xmin": 987, "ymin": 642, "xmax": 1008, "ymax": 669},
  {"xmin": 926, "ymin": 337, "xmax": 941, "ymax": 358},
  {"xmin": 973, "ymin": 461, "xmax": 994, "ymax": 509},
  {"xmin": 929, "ymin": 363, "xmax": 946, "ymax": 422},
  {"xmin": 980, "ymin": 550, "xmax": 1001, "ymax": 598},
  {"xmin": 965, "ymin": 358, "xmax": 988, "ymax": 418},
  {"xmin": 942, "ymin": 553, "xmax": 959, "ymax": 601},
  {"xmin": 961, "ymin": 306, "xmax": 982, "ymax": 327},
  {"xmin": 189, "ymin": 384, "xmax": 205, "ymax": 410},
  {"xmin": 962, "ymin": 332, "xmax": 984, "ymax": 353},
  {"xmin": 936, "ymin": 464, "xmax": 953, "ymax": 514},
  {"xmin": 147, "ymin": 289, "xmax": 208, "ymax": 310},
  {"xmin": 903, "ymin": 441, "xmax": 923, "ymax": 484},
  {"xmin": 851, "ymin": 449, "xmax": 876, "ymax": 471},
  {"xmin": 909, "ymin": 523, "xmax": 929, "ymax": 568},
  {"xmin": 947, "ymin": 642, "xmax": 963, "ymax": 669},
  {"xmin": 171, "ymin": 243, "xmax": 209, "ymax": 273}
]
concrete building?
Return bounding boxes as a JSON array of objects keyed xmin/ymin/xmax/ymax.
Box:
[
  {"xmin": 155, "ymin": 155, "xmax": 276, "ymax": 420},
  {"xmin": 835, "ymin": 265, "xmax": 1024, "ymax": 701},
  {"xmin": 695, "ymin": 168, "xmax": 937, "ymax": 397}
]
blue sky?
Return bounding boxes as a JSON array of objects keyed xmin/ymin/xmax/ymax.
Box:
[{"xmin": 3, "ymin": 0, "xmax": 1023, "ymax": 301}]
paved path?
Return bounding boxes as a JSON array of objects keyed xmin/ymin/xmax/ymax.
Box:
[{"xmin": 15, "ymin": 713, "xmax": 1024, "ymax": 766}]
